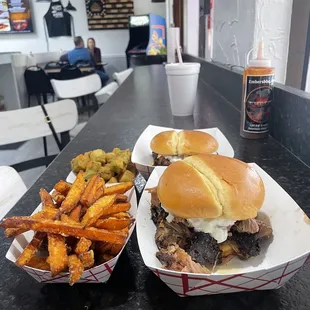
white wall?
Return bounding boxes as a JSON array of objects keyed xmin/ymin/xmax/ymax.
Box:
[
  {"xmin": 183, "ymin": 0, "xmax": 199, "ymax": 57},
  {"xmin": 253, "ymin": 0, "xmax": 293, "ymax": 84},
  {"xmin": 0, "ymin": 0, "xmax": 166, "ymax": 56},
  {"xmin": 213, "ymin": 0, "xmax": 256, "ymax": 67},
  {"xmin": 134, "ymin": 0, "xmax": 166, "ymax": 18},
  {"xmin": 183, "ymin": 0, "xmax": 293, "ymax": 83},
  {"xmin": 211, "ymin": 0, "xmax": 293, "ymax": 83}
]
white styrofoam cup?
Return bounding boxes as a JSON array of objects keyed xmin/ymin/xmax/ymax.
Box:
[{"xmin": 165, "ymin": 62, "xmax": 201, "ymax": 116}]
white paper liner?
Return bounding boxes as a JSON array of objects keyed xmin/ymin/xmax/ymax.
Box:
[
  {"xmin": 5, "ymin": 182, "xmax": 137, "ymax": 284},
  {"xmin": 131, "ymin": 125, "xmax": 234, "ymax": 180},
  {"xmin": 136, "ymin": 164, "xmax": 310, "ymax": 296},
  {"xmin": 66, "ymin": 171, "xmax": 76, "ymax": 184}
]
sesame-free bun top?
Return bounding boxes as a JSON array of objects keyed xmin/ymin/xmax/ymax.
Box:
[
  {"xmin": 150, "ymin": 130, "xmax": 178, "ymax": 155},
  {"xmin": 157, "ymin": 154, "xmax": 265, "ymax": 220},
  {"xmin": 150, "ymin": 130, "xmax": 219, "ymax": 156}
]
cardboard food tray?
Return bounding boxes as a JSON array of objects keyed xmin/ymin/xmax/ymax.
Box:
[
  {"xmin": 136, "ymin": 165, "xmax": 310, "ymax": 296},
  {"xmin": 131, "ymin": 125, "xmax": 234, "ymax": 180},
  {"xmin": 5, "ymin": 181, "xmax": 137, "ymax": 284}
]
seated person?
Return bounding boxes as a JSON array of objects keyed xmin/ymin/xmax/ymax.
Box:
[
  {"xmin": 60, "ymin": 36, "xmax": 109, "ymax": 86},
  {"xmin": 87, "ymin": 37, "xmax": 104, "ymax": 71}
]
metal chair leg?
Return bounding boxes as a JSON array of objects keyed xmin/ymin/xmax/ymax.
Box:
[
  {"xmin": 36, "ymin": 94, "xmax": 42, "ymax": 105},
  {"xmin": 91, "ymin": 94, "xmax": 99, "ymax": 112},
  {"xmin": 43, "ymin": 93, "xmax": 48, "ymax": 104},
  {"xmin": 43, "ymin": 137, "xmax": 48, "ymax": 167},
  {"xmin": 87, "ymin": 95, "xmax": 91, "ymax": 117},
  {"xmin": 81, "ymin": 96, "xmax": 86, "ymax": 107}
]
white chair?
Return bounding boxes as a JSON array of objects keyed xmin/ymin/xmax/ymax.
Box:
[
  {"xmin": 51, "ymin": 74, "xmax": 102, "ymax": 99},
  {"xmin": 112, "ymin": 68, "xmax": 133, "ymax": 86},
  {"xmin": 51, "ymin": 74, "xmax": 102, "ymax": 120},
  {"xmin": 95, "ymin": 81, "xmax": 119, "ymax": 105},
  {"xmin": 0, "ymin": 100, "xmax": 78, "ymax": 171},
  {"xmin": 0, "ymin": 166, "xmax": 27, "ymax": 220}
]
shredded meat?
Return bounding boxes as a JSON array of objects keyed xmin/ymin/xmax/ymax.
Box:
[
  {"xmin": 152, "ymin": 152, "xmax": 158, "ymax": 161},
  {"xmin": 156, "ymin": 245, "xmax": 210, "ymax": 274},
  {"xmin": 229, "ymin": 230, "xmax": 261, "ymax": 259},
  {"xmin": 146, "ymin": 187, "xmax": 161, "ymax": 208},
  {"xmin": 235, "ymin": 219, "xmax": 259, "ymax": 234},
  {"xmin": 155, "ymin": 220, "xmax": 192, "ymax": 249},
  {"xmin": 151, "ymin": 207, "xmax": 168, "ymax": 226},
  {"xmin": 220, "ymin": 240, "xmax": 241, "ymax": 263},
  {"xmin": 256, "ymin": 220, "xmax": 273, "ymax": 240},
  {"xmin": 226, "ymin": 218, "xmax": 273, "ymax": 260},
  {"xmin": 154, "ymin": 156, "xmax": 171, "ymax": 166},
  {"xmin": 173, "ymin": 216, "xmax": 189, "ymax": 225},
  {"xmin": 152, "ymin": 152, "xmax": 171, "ymax": 166},
  {"xmin": 146, "ymin": 187, "xmax": 168, "ymax": 226},
  {"xmin": 186, "ymin": 232, "xmax": 222, "ymax": 266}
]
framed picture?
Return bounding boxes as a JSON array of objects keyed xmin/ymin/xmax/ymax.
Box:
[{"xmin": 85, "ymin": 0, "xmax": 134, "ymax": 30}]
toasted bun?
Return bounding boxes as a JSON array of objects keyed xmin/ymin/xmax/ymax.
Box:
[
  {"xmin": 150, "ymin": 130, "xmax": 219, "ymax": 156},
  {"xmin": 150, "ymin": 130, "xmax": 178, "ymax": 155},
  {"xmin": 178, "ymin": 130, "xmax": 219, "ymax": 155},
  {"xmin": 157, "ymin": 154, "xmax": 265, "ymax": 220}
]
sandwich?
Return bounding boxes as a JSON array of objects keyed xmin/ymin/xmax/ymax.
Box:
[
  {"xmin": 149, "ymin": 154, "xmax": 273, "ymax": 273},
  {"xmin": 150, "ymin": 130, "xmax": 219, "ymax": 166}
]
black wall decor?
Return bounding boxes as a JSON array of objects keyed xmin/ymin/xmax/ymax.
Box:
[
  {"xmin": 44, "ymin": 0, "xmax": 73, "ymax": 37},
  {"xmin": 86, "ymin": 0, "xmax": 134, "ymax": 30},
  {"xmin": 66, "ymin": 1, "xmax": 76, "ymax": 11}
]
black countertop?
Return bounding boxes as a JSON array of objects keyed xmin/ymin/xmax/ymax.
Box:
[{"xmin": 1, "ymin": 65, "xmax": 310, "ymax": 310}]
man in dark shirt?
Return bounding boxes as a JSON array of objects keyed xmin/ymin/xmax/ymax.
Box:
[{"xmin": 60, "ymin": 36, "xmax": 109, "ymax": 85}]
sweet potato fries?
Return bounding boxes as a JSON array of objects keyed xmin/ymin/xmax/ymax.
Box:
[{"xmin": 0, "ymin": 175, "xmax": 134, "ymax": 285}]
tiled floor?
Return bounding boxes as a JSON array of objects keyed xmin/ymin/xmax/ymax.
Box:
[{"xmin": 0, "ymin": 113, "xmax": 91, "ymax": 188}]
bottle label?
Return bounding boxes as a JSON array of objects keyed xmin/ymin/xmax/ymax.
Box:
[{"xmin": 243, "ymin": 74, "xmax": 274, "ymax": 133}]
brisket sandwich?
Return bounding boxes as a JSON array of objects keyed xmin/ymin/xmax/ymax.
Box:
[
  {"xmin": 151, "ymin": 130, "xmax": 219, "ymax": 166},
  {"xmin": 150, "ymin": 154, "xmax": 273, "ymax": 273}
]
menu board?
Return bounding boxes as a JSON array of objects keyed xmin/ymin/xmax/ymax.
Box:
[
  {"xmin": 86, "ymin": 0, "xmax": 134, "ymax": 30},
  {"xmin": 0, "ymin": 0, "xmax": 33, "ymax": 33}
]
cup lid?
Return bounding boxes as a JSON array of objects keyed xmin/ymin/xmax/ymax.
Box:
[{"xmin": 165, "ymin": 62, "xmax": 201, "ymax": 70}]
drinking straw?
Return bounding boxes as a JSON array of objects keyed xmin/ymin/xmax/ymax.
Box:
[{"xmin": 175, "ymin": 30, "xmax": 183, "ymax": 64}]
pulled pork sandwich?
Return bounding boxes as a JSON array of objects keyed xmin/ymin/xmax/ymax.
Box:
[
  {"xmin": 149, "ymin": 154, "xmax": 273, "ymax": 274},
  {"xmin": 150, "ymin": 130, "xmax": 219, "ymax": 166}
]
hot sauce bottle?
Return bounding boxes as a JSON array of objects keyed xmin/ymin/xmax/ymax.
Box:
[{"xmin": 240, "ymin": 41, "xmax": 275, "ymax": 139}]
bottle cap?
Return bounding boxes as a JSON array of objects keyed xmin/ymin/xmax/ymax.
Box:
[{"xmin": 248, "ymin": 40, "xmax": 271, "ymax": 67}]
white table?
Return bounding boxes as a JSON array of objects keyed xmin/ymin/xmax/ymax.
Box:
[{"xmin": 0, "ymin": 166, "xmax": 27, "ymax": 220}]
